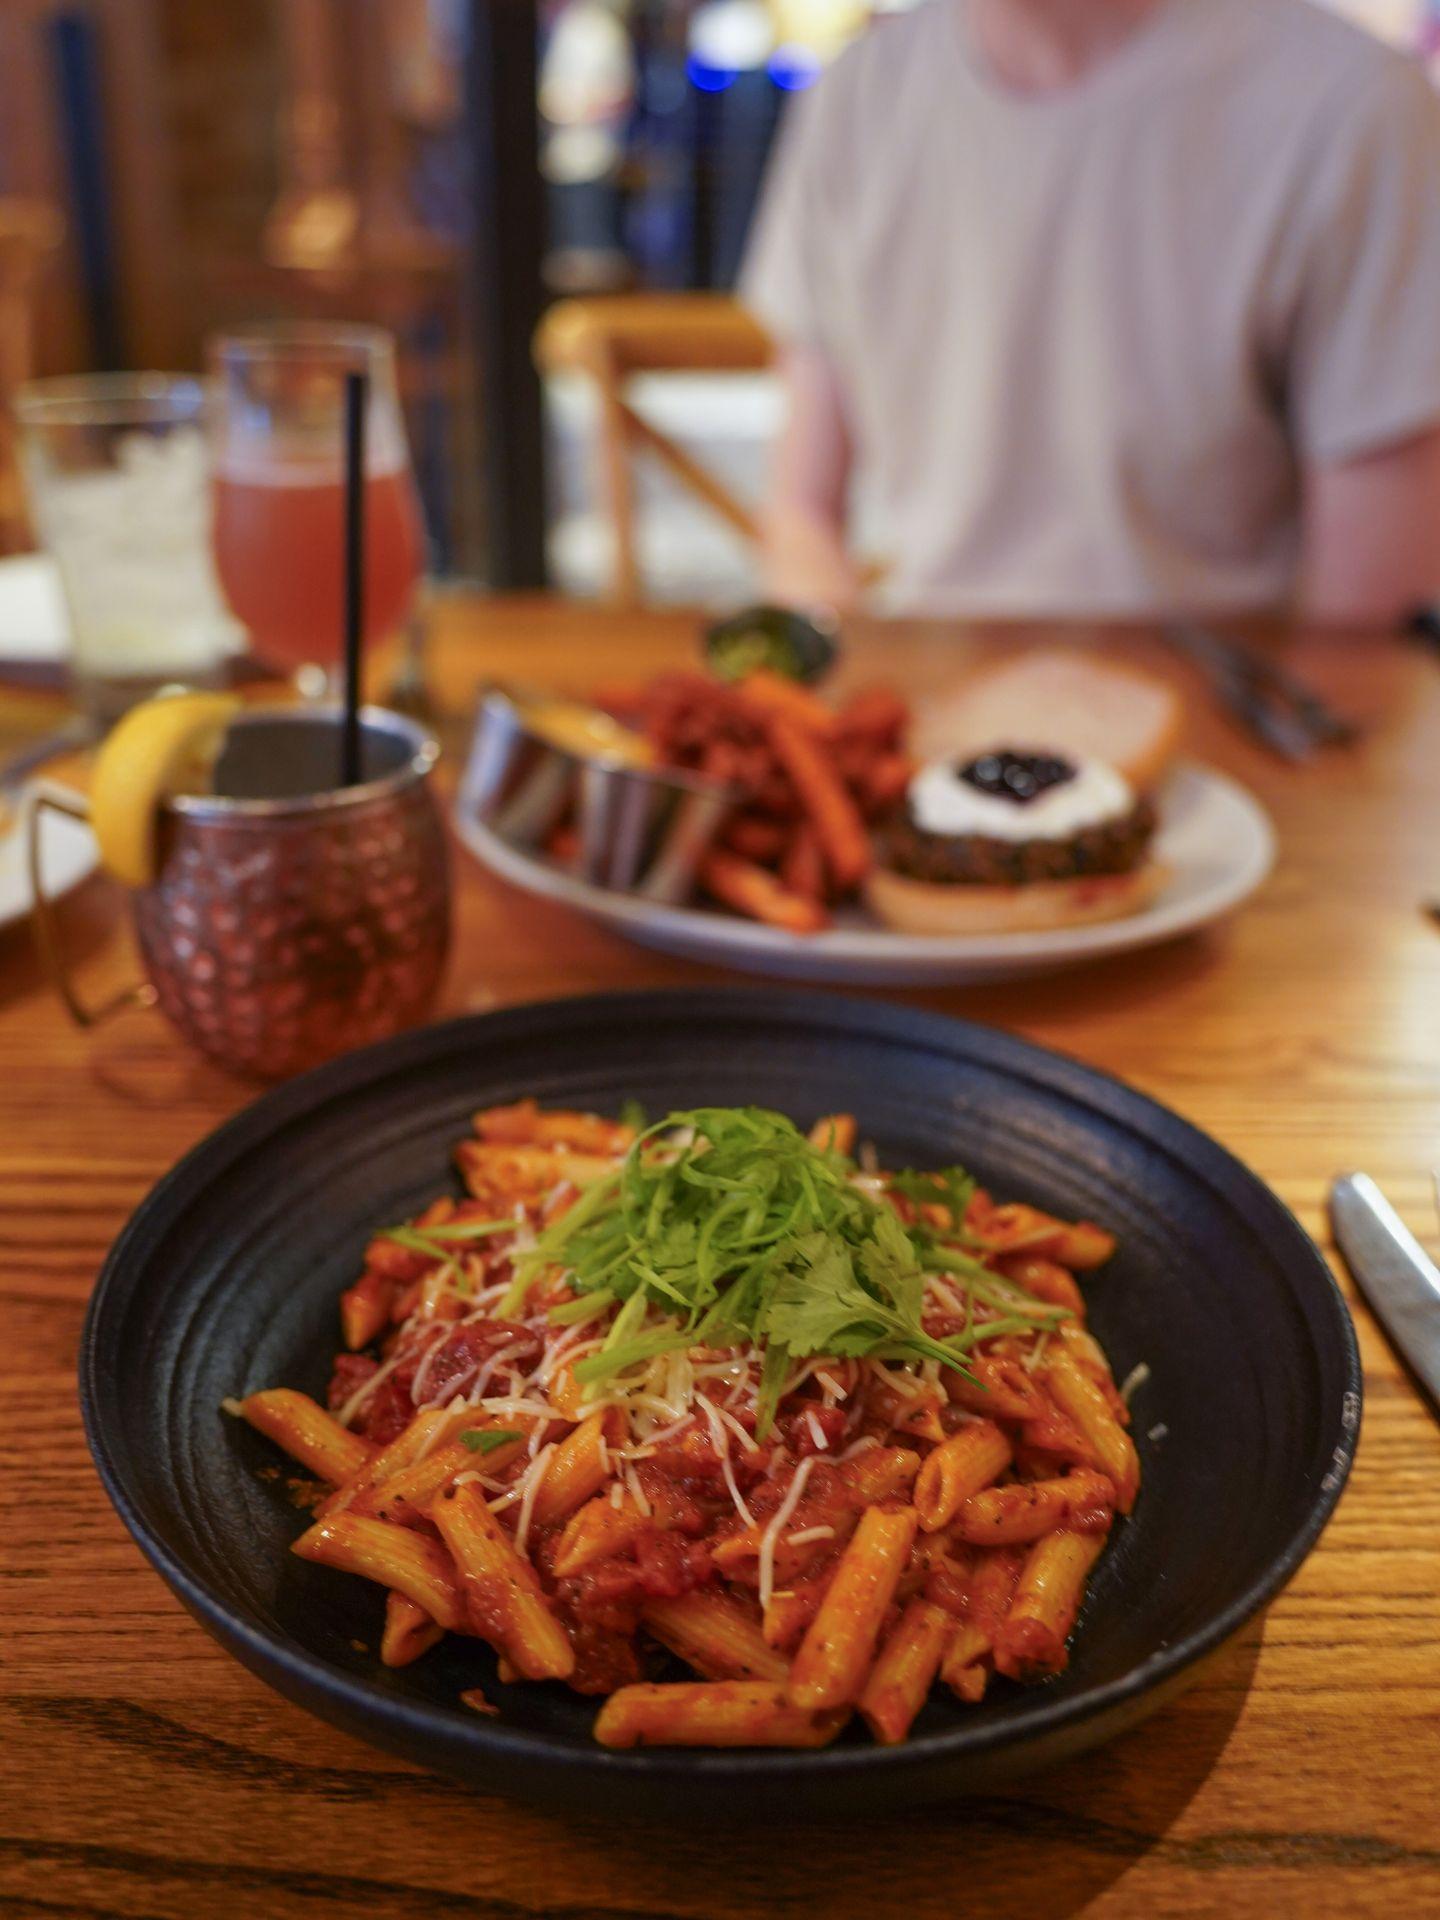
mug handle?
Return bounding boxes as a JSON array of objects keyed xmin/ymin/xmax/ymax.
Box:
[{"xmin": 25, "ymin": 781, "xmax": 156, "ymax": 1028}]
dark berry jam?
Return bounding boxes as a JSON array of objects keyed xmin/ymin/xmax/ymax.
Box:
[{"xmin": 959, "ymin": 750, "xmax": 1076, "ymax": 804}]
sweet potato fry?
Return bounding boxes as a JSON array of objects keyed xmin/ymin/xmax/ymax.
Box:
[
  {"xmin": 723, "ymin": 814, "xmax": 790, "ymax": 863},
  {"xmin": 735, "ymin": 668, "xmax": 837, "ymax": 737},
  {"xmin": 700, "ymin": 851, "xmax": 828, "ymax": 934},
  {"xmin": 862, "ymin": 753, "xmax": 914, "ymax": 814},
  {"xmin": 762, "ymin": 715, "xmax": 871, "ymax": 892},
  {"xmin": 780, "ymin": 823, "xmax": 826, "ymax": 901},
  {"xmin": 700, "ymin": 739, "xmax": 747, "ymax": 783},
  {"xmin": 834, "ymin": 685, "xmax": 909, "ymax": 747}
]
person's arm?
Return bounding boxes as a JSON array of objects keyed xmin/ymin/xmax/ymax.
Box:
[
  {"xmin": 760, "ymin": 347, "xmax": 863, "ymax": 613},
  {"xmin": 1300, "ymin": 423, "xmax": 1440, "ymax": 624},
  {"xmin": 1277, "ymin": 56, "xmax": 1440, "ymax": 624}
]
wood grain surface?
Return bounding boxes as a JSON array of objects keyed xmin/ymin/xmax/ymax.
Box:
[{"xmin": 4, "ymin": 598, "xmax": 1440, "ymax": 1920}]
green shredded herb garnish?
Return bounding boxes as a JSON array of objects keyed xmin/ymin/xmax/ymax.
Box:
[
  {"xmin": 379, "ymin": 1217, "xmax": 514, "ymax": 1260},
  {"xmin": 888, "ymin": 1166, "xmax": 979, "ymax": 1238},
  {"xmin": 497, "ymin": 1107, "xmax": 1069, "ymax": 1436},
  {"xmin": 459, "ymin": 1429, "xmax": 523, "ymax": 1455}
]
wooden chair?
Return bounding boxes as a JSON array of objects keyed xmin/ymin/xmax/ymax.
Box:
[
  {"xmin": 535, "ymin": 293, "xmax": 773, "ymax": 606},
  {"xmin": 0, "ymin": 199, "xmax": 65, "ymax": 555}
]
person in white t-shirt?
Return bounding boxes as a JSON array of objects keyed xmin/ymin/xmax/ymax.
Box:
[{"xmin": 740, "ymin": 0, "xmax": 1440, "ymax": 621}]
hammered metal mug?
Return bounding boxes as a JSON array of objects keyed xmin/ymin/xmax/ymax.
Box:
[{"xmin": 28, "ymin": 706, "xmax": 450, "ymax": 1079}]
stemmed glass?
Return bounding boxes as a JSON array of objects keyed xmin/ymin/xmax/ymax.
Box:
[{"xmin": 208, "ymin": 324, "xmax": 424, "ymax": 691}]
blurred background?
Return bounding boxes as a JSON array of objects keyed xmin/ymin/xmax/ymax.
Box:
[{"xmin": 2, "ymin": 0, "xmax": 1438, "ymax": 617}]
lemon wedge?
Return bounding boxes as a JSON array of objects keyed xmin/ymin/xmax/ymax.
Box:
[{"xmin": 89, "ymin": 691, "xmax": 242, "ymax": 887}]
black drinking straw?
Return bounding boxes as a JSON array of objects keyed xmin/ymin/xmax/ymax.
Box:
[{"xmin": 340, "ymin": 366, "xmax": 367, "ymax": 787}]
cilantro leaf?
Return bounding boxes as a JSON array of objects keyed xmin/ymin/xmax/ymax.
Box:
[
  {"xmin": 507, "ymin": 1106, "xmax": 990, "ymax": 1394},
  {"xmin": 858, "ymin": 1204, "xmax": 927, "ymax": 1323}
]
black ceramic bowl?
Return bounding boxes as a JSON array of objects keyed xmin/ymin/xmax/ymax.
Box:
[{"xmin": 80, "ymin": 990, "xmax": 1359, "ymax": 1818}]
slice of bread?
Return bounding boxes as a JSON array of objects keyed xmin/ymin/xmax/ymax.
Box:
[{"xmin": 913, "ymin": 650, "xmax": 1184, "ymax": 792}]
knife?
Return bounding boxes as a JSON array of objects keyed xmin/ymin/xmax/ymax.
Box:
[{"xmin": 1330, "ymin": 1172, "xmax": 1440, "ymax": 1410}]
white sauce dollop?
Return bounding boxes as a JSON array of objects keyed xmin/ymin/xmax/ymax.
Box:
[{"xmin": 908, "ymin": 754, "xmax": 1133, "ymax": 843}]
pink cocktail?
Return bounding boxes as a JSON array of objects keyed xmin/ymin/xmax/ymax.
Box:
[{"xmin": 210, "ymin": 325, "xmax": 423, "ymax": 675}]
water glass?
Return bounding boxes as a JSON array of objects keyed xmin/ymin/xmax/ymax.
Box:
[{"xmin": 15, "ymin": 374, "xmax": 241, "ymax": 726}]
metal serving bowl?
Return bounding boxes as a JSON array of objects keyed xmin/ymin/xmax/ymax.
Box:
[{"xmin": 457, "ymin": 685, "xmax": 735, "ymax": 905}]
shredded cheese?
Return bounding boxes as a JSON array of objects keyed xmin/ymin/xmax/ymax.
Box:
[
  {"xmin": 1119, "ymin": 1361, "xmax": 1151, "ymax": 1405},
  {"xmin": 542, "ymin": 1179, "xmax": 576, "ymax": 1219},
  {"xmin": 513, "ymin": 1442, "xmax": 556, "ymax": 1558},
  {"xmin": 1023, "ymin": 1329, "xmax": 1054, "ymax": 1374},
  {"xmin": 715, "ymin": 1404, "xmax": 759, "ymax": 1454},
  {"xmin": 757, "ymin": 1456, "xmax": 816, "ymax": 1613},
  {"xmin": 624, "ymin": 1462, "xmax": 652, "ymax": 1518},
  {"xmin": 700, "ymin": 1396, "xmax": 755, "ymax": 1527},
  {"xmin": 333, "ymin": 1337, "xmax": 424, "ymax": 1430}
]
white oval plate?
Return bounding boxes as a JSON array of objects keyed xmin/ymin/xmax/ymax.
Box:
[
  {"xmin": 0, "ymin": 793, "xmax": 99, "ymax": 932},
  {"xmin": 454, "ymin": 761, "xmax": 1275, "ymax": 987}
]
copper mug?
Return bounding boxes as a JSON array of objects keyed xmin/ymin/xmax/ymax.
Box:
[{"xmin": 28, "ymin": 706, "xmax": 451, "ymax": 1079}]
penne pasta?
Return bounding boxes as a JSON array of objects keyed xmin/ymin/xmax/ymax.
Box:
[
  {"xmin": 381, "ymin": 1590, "xmax": 445, "ymax": 1667},
  {"xmin": 993, "ymin": 1530, "xmax": 1107, "ymax": 1681},
  {"xmin": 319, "ymin": 1404, "xmax": 481, "ymax": 1519},
  {"xmin": 551, "ymin": 1493, "xmax": 650, "ymax": 1577},
  {"xmin": 530, "ymin": 1411, "xmax": 615, "ymax": 1528},
  {"xmin": 235, "ymin": 1099, "xmax": 1140, "ymax": 1748},
  {"xmin": 712, "ymin": 1507, "xmax": 857, "ymax": 1586},
  {"xmin": 943, "ymin": 1355, "xmax": 1045, "ymax": 1421},
  {"xmin": 545, "ymin": 1360, "xmax": 589, "ymax": 1421},
  {"xmin": 995, "ymin": 1254, "xmax": 1087, "ymax": 1319},
  {"xmin": 835, "ymin": 1445, "xmax": 923, "ymax": 1504},
  {"xmin": 806, "ymin": 1113, "xmax": 858, "ymax": 1156},
  {"xmin": 595, "ymin": 1682, "xmax": 847, "ymax": 1750},
  {"xmin": 858, "ymin": 1599, "xmax": 954, "ymax": 1745},
  {"xmin": 762, "ymin": 1577, "xmax": 830, "ymax": 1652},
  {"xmin": 430, "ymin": 1483, "xmax": 575, "ymax": 1681},
  {"xmin": 234, "ymin": 1389, "xmax": 374, "ymax": 1486},
  {"xmin": 940, "ymin": 1547, "xmax": 1026, "ymax": 1701},
  {"xmin": 641, "ymin": 1591, "xmax": 789, "ymax": 1683},
  {"xmin": 971, "ymin": 1205, "xmax": 1115, "ymax": 1270},
  {"xmin": 339, "ymin": 1268, "xmax": 391, "ymax": 1350},
  {"xmin": 1041, "ymin": 1351, "xmax": 1140, "ymax": 1512},
  {"xmin": 474, "ymin": 1100, "xmax": 636, "ymax": 1154},
  {"xmin": 954, "ymin": 1468, "xmax": 1116, "ymax": 1546},
  {"xmin": 291, "ymin": 1512, "xmax": 466, "ymax": 1631},
  {"xmin": 789, "ymin": 1506, "xmax": 919, "ymax": 1711},
  {"xmin": 913, "ymin": 1419, "xmax": 1013, "ymax": 1532},
  {"xmin": 365, "ymin": 1434, "xmax": 522, "ymax": 1524}
]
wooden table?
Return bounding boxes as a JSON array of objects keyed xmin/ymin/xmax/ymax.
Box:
[{"xmin": 6, "ymin": 599, "xmax": 1440, "ymax": 1919}]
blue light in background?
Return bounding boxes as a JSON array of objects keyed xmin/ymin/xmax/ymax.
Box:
[
  {"xmin": 687, "ymin": 55, "xmax": 738, "ymax": 92},
  {"xmin": 767, "ymin": 45, "xmax": 821, "ymax": 90}
]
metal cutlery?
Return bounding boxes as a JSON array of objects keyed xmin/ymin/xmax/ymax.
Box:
[
  {"xmin": 1330, "ymin": 1171, "xmax": 1440, "ymax": 1413},
  {"xmin": 1162, "ymin": 622, "xmax": 1359, "ymax": 761}
]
